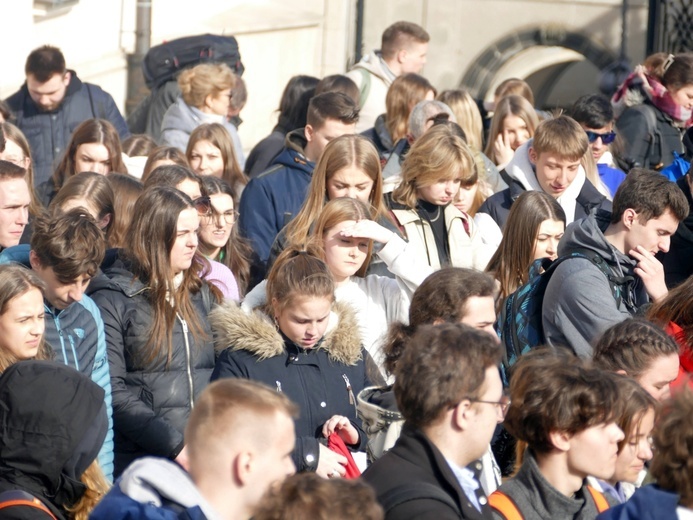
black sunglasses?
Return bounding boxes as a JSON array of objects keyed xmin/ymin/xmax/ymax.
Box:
[{"xmin": 585, "ymin": 130, "xmax": 616, "ymax": 145}]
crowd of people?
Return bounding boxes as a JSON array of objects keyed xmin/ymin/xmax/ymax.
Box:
[{"xmin": 0, "ymin": 19, "xmax": 691, "ymax": 520}]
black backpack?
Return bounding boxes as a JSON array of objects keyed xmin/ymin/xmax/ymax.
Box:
[
  {"xmin": 143, "ymin": 33, "xmax": 244, "ymax": 89},
  {"xmin": 498, "ymin": 248, "xmax": 633, "ymax": 379}
]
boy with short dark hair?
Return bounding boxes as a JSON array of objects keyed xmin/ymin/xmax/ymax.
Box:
[
  {"xmin": 478, "ymin": 115, "xmax": 612, "ymax": 230},
  {"xmin": 570, "ymin": 94, "xmax": 626, "ymax": 198},
  {"xmin": 0, "ymin": 208, "xmax": 114, "ymax": 479},
  {"xmin": 238, "ymin": 91, "xmax": 359, "ymax": 274},
  {"xmin": 490, "ymin": 350, "xmax": 624, "ymax": 519},
  {"xmin": 542, "ymin": 169, "xmax": 689, "ymax": 358}
]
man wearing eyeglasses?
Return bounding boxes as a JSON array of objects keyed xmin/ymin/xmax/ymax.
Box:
[
  {"xmin": 570, "ymin": 94, "xmax": 627, "ymax": 199},
  {"xmin": 363, "ymin": 324, "xmax": 503, "ymax": 520}
]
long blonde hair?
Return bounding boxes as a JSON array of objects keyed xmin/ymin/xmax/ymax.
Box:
[
  {"xmin": 436, "ymin": 89, "xmax": 484, "ymax": 150},
  {"xmin": 285, "ymin": 135, "xmax": 388, "ymax": 247},
  {"xmin": 484, "ymin": 95, "xmax": 539, "ymax": 164},
  {"xmin": 65, "ymin": 461, "xmax": 111, "ymax": 520}
]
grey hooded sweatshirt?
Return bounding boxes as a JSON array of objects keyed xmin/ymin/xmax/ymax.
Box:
[{"xmin": 542, "ymin": 213, "xmax": 646, "ymax": 358}]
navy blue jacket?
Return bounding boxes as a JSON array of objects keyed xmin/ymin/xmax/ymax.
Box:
[
  {"xmin": 597, "ymin": 485, "xmax": 682, "ymax": 519},
  {"xmin": 237, "ymin": 129, "xmax": 314, "ymax": 270},
  {"xmin": 5, "ymin": 71, "xmax": 129, "ymax": 186}
]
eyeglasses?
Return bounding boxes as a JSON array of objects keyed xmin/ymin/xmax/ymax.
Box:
[
  {"xmin": 585, "ymin": 130, "xmax": 617, "ymax": 145},
  {"xmin": 193, "ymin": 196, "xmax": 212, "ymax": 216},
  {"xmin": 203, "ymin": 207, "xmax": 239, "ymax": 225},
  {"xmin": 468, "ymin": 395, "xmax": 511, "ymax": 417}
]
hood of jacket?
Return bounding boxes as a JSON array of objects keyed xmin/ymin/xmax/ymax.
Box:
[
  {"xmin": 0, "ymin": 361, "xmax": 107, "ymax": 509},
  {"xmin": 264, "ymin": 128, "xmax": 313, "ymax": 176},
  {"xmin": 558, "ymin": 212, "xmax": 639, "ymax": 276},
  {"xmin": 352, "ymin": 50, "xmax": 396, "ymax": 84},
  {"xmin": 373, "ymin": 114, "xmax": 394, "ymax": 151},
  {"xmin": 210, "ymin": 300, "xmax": 362, "ymax": 365},
  {"xmin": 505, "ymin": 140, "xmax": 588, "ymax": 224},
  {"xmin": 161, "ymin": 97, "xmax": 225, "ymax": 134}
]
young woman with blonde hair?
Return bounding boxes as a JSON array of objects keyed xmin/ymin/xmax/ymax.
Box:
[
  {"xmin": 362, "ymin": 73, "xmax": 435, "ymax": 158},
  {"xmin": 160, "ymin": 63, "xmax": 245, "ymax": 167},
  {"xmin": 268, "ymin": 134, "xmax": 397, "ymax": 277},
  {"xmin": 484, "ymin": 94, "xmax": 540, "ymax": 170},
  {"xmin": 186, "ymin": 122, "xmax": 247, "ymax": 202},
  {"xmin": 388, "ymin": 124, "xmax": 493, "ymax": 270},
  {"xmin": 0, "ymin": 122, "xmax": 43, "ymax": 217}
]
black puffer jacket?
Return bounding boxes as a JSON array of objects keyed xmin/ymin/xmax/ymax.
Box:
[
  {"xmin": 89, "ymin": 266, "xmax": 216, "ymax": 476},
  {"xmin": 0, "ymin": 361, "xmax": 107, "ymax": 520},
  {"xmin": 210, "ymin": 300, "xmax": 371, "ymax": 472}
]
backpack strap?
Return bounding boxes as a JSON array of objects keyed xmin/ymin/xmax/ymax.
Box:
[
  {"xmin": 586, "ymin": 485, "xmax": 610, "ymax": 513},
  {"xmin": 355, "ymin": 67, "xmax": 372, "ymax": 109},
  {"xmin": 489, "ymin": 490, "xmax": 523, "ymax": 520},
  {"xmin": 565, "ymin": 248, "xmax": 634, "ymax": 311},
  {"xmin": 0, "ymin": 490, "xmax": 58, "ymax": 519},
  {"xmin": 379, "ymin": 483, "xmax": 460, "ymax": 514}
]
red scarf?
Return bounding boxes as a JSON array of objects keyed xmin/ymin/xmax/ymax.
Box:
[{"xmin": 665, "ymin": 322, "xmax": 693, "ymax": 391}]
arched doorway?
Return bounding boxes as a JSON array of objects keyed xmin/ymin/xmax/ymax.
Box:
[{"xmin": 461, "ymin": 25, "xmax": 619, "ymax": 108}]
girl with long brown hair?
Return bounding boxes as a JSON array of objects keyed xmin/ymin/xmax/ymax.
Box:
[{"xmin": 90, "ymin": 186, "xmax": 219, "ymax": 476}]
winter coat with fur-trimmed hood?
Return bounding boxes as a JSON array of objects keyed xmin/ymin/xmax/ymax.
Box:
[{"xmin": 210, "ymin": 300, "xmax": 372, "ymax": 473}]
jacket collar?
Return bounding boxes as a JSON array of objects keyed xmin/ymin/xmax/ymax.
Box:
[{"xmin": 210, "ymin": 300, "xmax": 363, "ymax": 365}]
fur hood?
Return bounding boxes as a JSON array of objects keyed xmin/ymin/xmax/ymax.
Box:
[{"xmin": 210, "ymin": 300, "xmax": 363, "ymax": 366}]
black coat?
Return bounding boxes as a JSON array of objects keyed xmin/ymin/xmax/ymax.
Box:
[
  {"xmin": 89, "ymin": 266, "xmax": 216, "ymax": 476},
  {"xmin": 659, "ymin": 173, "xmax": 693, "ymax": 287},
  {"xmin": 210, "ymin": 301, "xmax": 371, "ymax": 472},
  {"xmin": 363, "ymin": 425, "xmax": 494, "ymax": 520},
  {"xmin": 477, "ymin": 176, "xmax": 612, "ymax": 230},
  {"xmin": 5, "ymin": 71, "xmax": 129, "ymax": 186},
  {"xmin": 0, "ymin": 361, "xmax": 107, "ymax": 520}
]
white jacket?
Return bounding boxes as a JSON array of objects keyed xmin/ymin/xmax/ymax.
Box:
[
  {"xmin": 391, "ymin": 204, "xmax": 494, "ymax": 271},
  {"xmin": 346, "ymin": 51, "xmax": 396, "ymax": 133}
]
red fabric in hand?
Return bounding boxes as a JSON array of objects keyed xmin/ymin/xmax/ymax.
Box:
[
  {"xmin": 665, "ymin": 322, "xmax": 693, "ymax": 391},
  {"xmin": 327, "ymin": 433, "xmax": 361, "ymax": 479}
]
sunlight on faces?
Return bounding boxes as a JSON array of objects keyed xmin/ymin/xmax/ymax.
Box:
[
  {"xmin": 305, "ymin": 120, "xmax": 356, "ymax": 161},
  {"xmin": 465, "ymin": 366, "xmax": 504, "ymax": 461},
  {"xmin": 0, "ymin": 139, "xmax": 30, "ymax": 169},
  {"xmin": 27, "ymin": 72, "xmax": 69, "ymax": 112},
  {"xmin": 205, "ymin": 88, "xmax": 232, "ymax": 116},
  {"xmin": 176, "ymin": 179, "xmax": 202, "ymax": 201},
  {"xmin": 502, "ymin": 115, "xmax": 531, "ymax": 151},
  {"xmin": 75, "ymin": 143, "xmax": 111, "ymax": 175},
  {"xmin": 528, "ymin": 149, "xmax": 581, "ymax": 198},
  {"xmin": 29, "ymin": 257, "xmax": 91, "ymax": 311},
  {"xmin": 669, "ymin": 84, "xmax": 693, "ymax": 110},
  {"xmin": 323, "ymin": 220, "xmax": 369, "ymax": 283},
  {"xmin": 532, "ymin": 219, "xmax": 565, "ymax": 261},
  {"xmin": 453, "ymin": 183, "xmax": 478, "ymax": 214},
  {"xmin": 417, "ymin": 177, "xmax": 461, "ymax": 206},
  {"xmin": 612, "ymin": 408, "xmax": 655, "ymax": 484},
  {"xmin": 272, "ymin": 295, "xmax": 332, "ymax": 350},
  {"xmin": 636, "ymin": 353, "xmax": 680, "ymax": 402},
  {"xmin": 624, "ymin": 209, "xmax": 679, "ymax": 256},
  {"xmin": 0, "ymin": 288, "xmax": 44, "ymax": 360},
  {"xmin": 564, "ymin": 422, "xmax": 625, "ymax": 480},
  {"xmin": 0, "ymin": 178, "xmax": 31, "ymax": 248},
  {"xmin": 170, "ymin": 208, "xmax": 200, "ymax": 275},
  {"xmin": 246, "ymin": 411, "xmax": 297, "ymax": 506},
  {"xmin": 199, "ymin": 193, "xmax": 235, "ymax": 250},
  {"xmin": 581, "ymin": 123, "xmax": 613, "ymax": 162},
  {"xmin": 189, "ymin": 140, "xmax": 224, "ymax": 178},
  {"xmin": 459, "ymin": 296, "xmax": 498, "ymax": 339},
  {"xmin": 326, "ymin": 166, "xmax": 374, "ymax": 202},
  {"xmin": 399, "ymin": 41, "xmax": 428, "ymax": 74}
]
